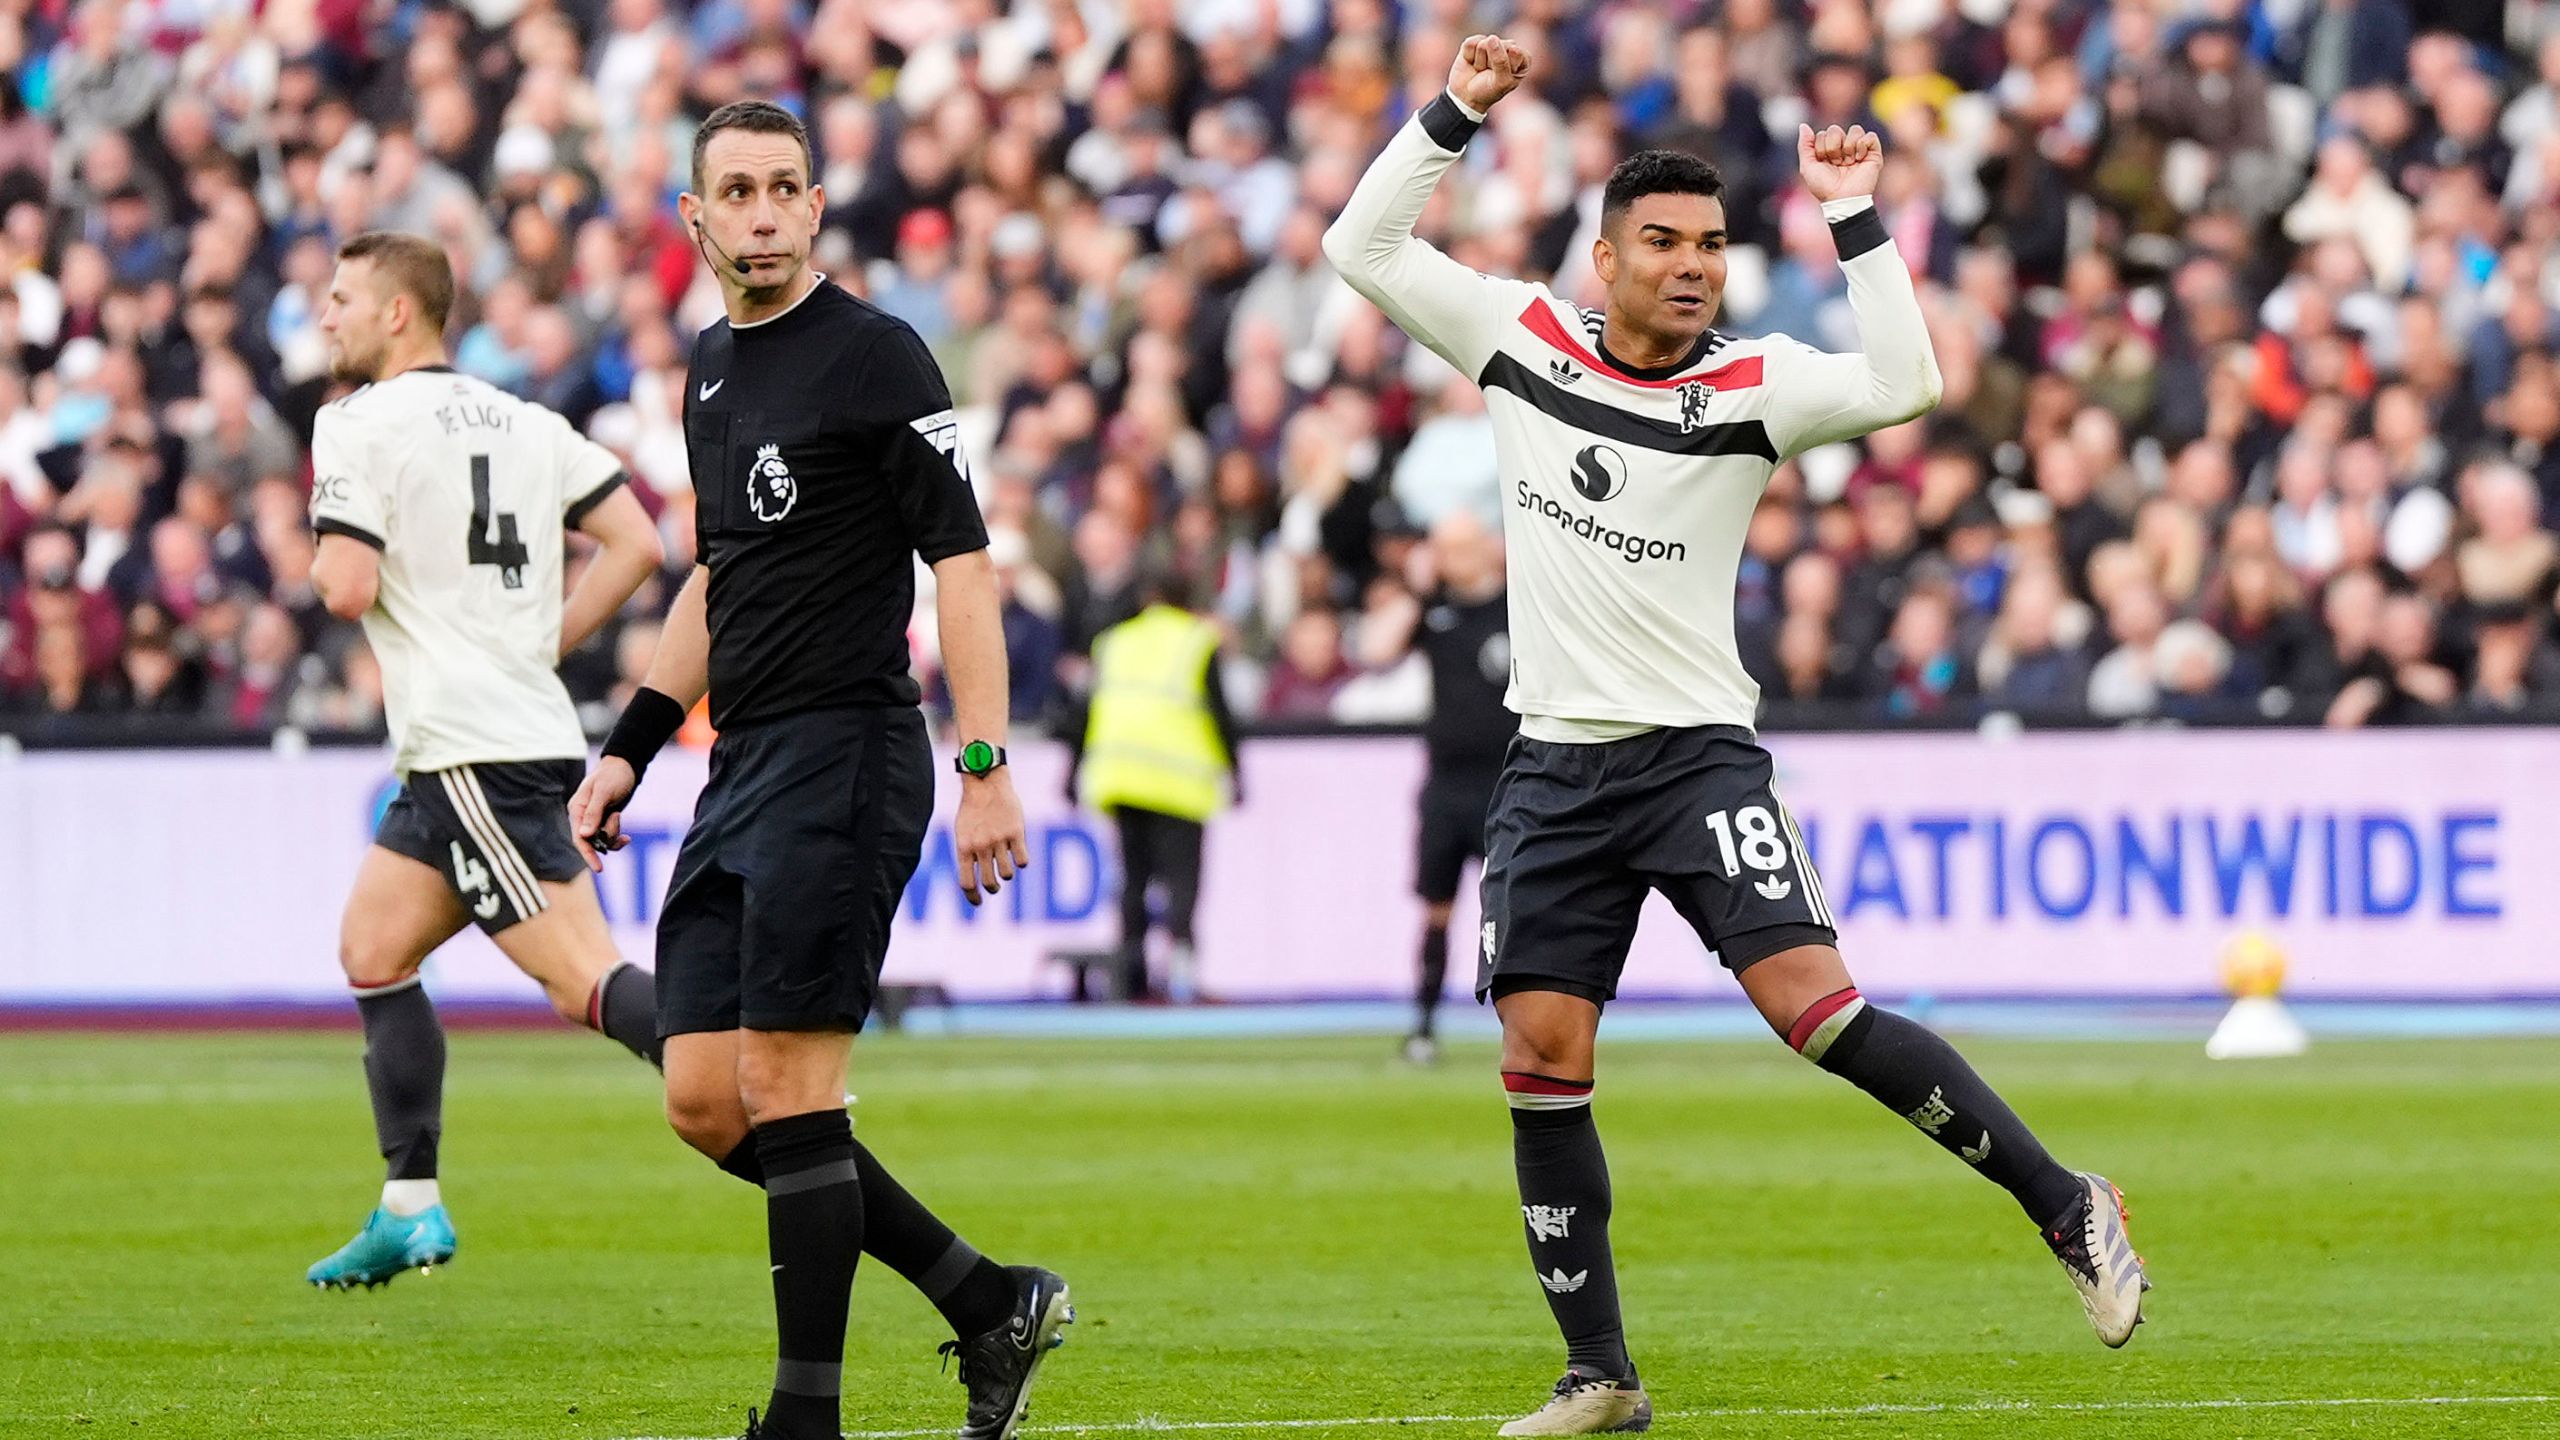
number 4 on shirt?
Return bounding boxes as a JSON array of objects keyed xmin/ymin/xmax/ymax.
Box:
[{"xmin": 465, "ymin": 454, "xmax": 529, "ymax": 589}]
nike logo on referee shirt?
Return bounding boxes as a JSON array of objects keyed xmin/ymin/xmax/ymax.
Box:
[{"xmin": 698, "ymin": 378, "xmax": 725, "ymax": 401}]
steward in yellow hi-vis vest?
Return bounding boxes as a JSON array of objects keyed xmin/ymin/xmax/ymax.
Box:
[
  {"xmin": 1069, "ymin": 579, "xmax": 1243, "ymax": 1001},
  {"xmin": 1080, "ymin": 604, "xmax": 1233, "ymax": 820}
]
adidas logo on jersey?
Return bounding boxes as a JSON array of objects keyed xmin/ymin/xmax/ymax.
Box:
[
  {"xmin": 1754, "ymin": 876, "xmax": 1793, "ymax": 901},
  {"xmin": 1548, "ymin": 357, "xmax": 1584, "ymax": 386},
  {"xmin": 1540, "ymin": 1268, "xmax": 1589, "ymax": 1294}
]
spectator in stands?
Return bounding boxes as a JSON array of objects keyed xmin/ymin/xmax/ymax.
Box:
[
  {"xmin": 1978, "ymin": 564, "xmax": 2088, "ymax": 716},
  {"xmin": 3, "ymin": 0, "xmax": 2560, "ymax": 746},
  {"xmin": 1262, "ymin": 607, "xmax": 1350, "ymax": 721}
]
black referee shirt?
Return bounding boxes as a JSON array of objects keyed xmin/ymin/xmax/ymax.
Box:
[
  {"xmin": 1418, "ymin": 589, "xmax": 1517, "ymax": 777},
  {"xmin": 685, "ymin": 281, "xmax": 989, "ymax": 728}
]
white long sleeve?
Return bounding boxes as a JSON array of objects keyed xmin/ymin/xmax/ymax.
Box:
[
  {"xmin": 1322, "ymin": 94, "xmax": 1541, "ymax": 379},
  {"xmin": 1757, "ymin": 197, "xmax": 1945, "ymax": 459}
]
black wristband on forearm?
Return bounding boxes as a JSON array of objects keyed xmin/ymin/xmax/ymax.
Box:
[
  {"xmin": 1828, "ymin": 203, "xmax": 1891, "ymax": 262},
  {"xmin": 601, "ymin": 687, "xmax": 687, "ymax": 777},
  {"xmin": 1419, "ymin": 91, "xmax": 1483, "ymax": 152}
]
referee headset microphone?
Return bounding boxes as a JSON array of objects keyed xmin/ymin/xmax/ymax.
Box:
[{"xmin": 689, "ymin": 214, "xmax": 755, "ymax": 277}]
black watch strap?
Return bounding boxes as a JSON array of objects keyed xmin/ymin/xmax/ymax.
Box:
[{"xmin": 954, "ymin": 740, "xmax": 1007, "ymax": 776}]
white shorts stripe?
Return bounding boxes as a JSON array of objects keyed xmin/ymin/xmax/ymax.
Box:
[
  {"xmin": 1772, "ymin": 790, "xmax": 1831, "ymax": 929},
  {"xmin": 437, "ymin": 770, "xmax": 538, "ymax": 919},
  {"xmin": 456, "ymin": 767, "xmax": 548, "ymax": 919},
  {"xmin": 439, "ymin": 768, "xmax": 544, "ymax": 921}
]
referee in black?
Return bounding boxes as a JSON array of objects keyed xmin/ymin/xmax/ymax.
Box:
[
  {"xmin": 1400, "ymin": 509, "xmax": 1518, "ymax": 1065},
  {"xmin": 570, "ymin": 101, "xmax": 1072, "ymax": 1440}
]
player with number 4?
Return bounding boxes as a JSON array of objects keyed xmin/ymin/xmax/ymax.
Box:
[
  {"xmin": 1324, "ymin": 34, "xmax": 2150, "ymax": 1434},
  {"xmin": 301, "ymin": 231, "xmax": 671, "ymax": 1290}
]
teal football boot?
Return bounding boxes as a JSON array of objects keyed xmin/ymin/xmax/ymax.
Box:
[{"xmin": 306, "ymin": 1205, "xmax": 457, "ymax": 1290}]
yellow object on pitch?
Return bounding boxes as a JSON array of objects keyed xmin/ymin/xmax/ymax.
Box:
[{"xmin": 2219, "ymin": 932, "xmax": 2289, "ymax": 998}]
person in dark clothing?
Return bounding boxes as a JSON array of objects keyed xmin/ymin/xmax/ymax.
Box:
[
  {"xmin": 1389, "ymin": 511, "xmax": 1516, "ymax": 1064},
  {"xmin": 572, "ymin": 102, "xmax": 1072, "ymax": 1440}
]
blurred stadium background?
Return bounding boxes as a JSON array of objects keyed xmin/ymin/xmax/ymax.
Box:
[{"xmin": 5, "ymin": 3, "xmax": 2560, "ymax": 1438}]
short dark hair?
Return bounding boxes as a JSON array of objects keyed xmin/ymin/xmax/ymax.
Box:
[
  {"xmin": 1600, "ymin": 150, "xmax": 1727, "ymax": 235},
  {"xmin": 691, "ymin": 99, "xmax": 813, "ymax": 194},
  {"xmin": 337, "ymin": 230, "xmax": 455, "ymax": 332}
]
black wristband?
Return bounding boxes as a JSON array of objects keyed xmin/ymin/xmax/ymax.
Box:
[
  {"xmin": 1828, "ymin": 203, "xmax": 1891, "ymax": 262},
  {"xmin": 601, "ymin": 686, "xmax": 687, "ymax": 778},
  {"xmin": 1419, "ymin": 91, "xmax": 1483, "ymax": 152}
]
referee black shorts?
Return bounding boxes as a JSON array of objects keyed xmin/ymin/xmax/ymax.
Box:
[
  {"xmin": 1476, "ymin": 725, "xmax": 1836, "ymax": 1007},
  {"xmin": 374, "ymin": 759, "xmax": 587, "ymax": 935},
  {"xmin": 656, "ymin": 707, "xmax": 934, "ymax": 1037},
  {"xmin": 1415, "ymin": 763, "xmax": 1500, "ymax": 905}
]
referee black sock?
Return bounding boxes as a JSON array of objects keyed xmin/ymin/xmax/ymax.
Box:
[
  {"xmin": 757, "ymin": 1109, "xmax": 864, "ymax": 1439},
  {"xmin": 719, "ymin": 1137, "xmax": 766, "ymax": 1187},
  {"xmin": 1794, "ymin": 989, "xmax": 2084, "ymax": 1225},
  {"xmin": 847, "ymin": 1138, "xmax": 1016, "ymax": 1337},
  {"xmin": 1506, "ymin": 1073, "xmax": 1634, "ymax": 1382},
  {"xmin": 586, "ymin": 963, "xmax": 663, "ymax": 1070},
  {"xmin": 714, "ymin": 1134, "xmax": 1013, "ymax": 1339},
  {"xmin": 356, "ymin": 977, "xmax": 444, "ymax": 1182},
  {"xmin": 1415, "ymin": 924, "xmax": 1449, "ymax": 1038}
]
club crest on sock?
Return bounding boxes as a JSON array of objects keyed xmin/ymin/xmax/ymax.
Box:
[{"xmin": 1523, "ymin": 1204, "xmax": 1577, "ymax": 1241}]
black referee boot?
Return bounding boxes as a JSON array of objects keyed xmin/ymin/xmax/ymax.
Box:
[
  {"xmin": 939, "ymin": 1265, "xmax": 1075, "ymax": 1440},
  {"xmin": 735, "ymin": 1405, "xmax": 829, "ymax": 1440}
]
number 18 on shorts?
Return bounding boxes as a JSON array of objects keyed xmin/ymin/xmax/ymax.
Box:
[{"xmin": 1477, "ymin": 725, "xmax": 1836, "ymax": 1003}]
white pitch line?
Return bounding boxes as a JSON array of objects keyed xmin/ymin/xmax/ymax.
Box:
[{"xmin": 629, "ymin": 1391, "xmax": 2559, "ymax": 1439}]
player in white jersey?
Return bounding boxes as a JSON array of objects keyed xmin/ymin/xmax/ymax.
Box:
[
  {"xmin": 300, "ymin": 232, "xmax": 669, "ymax": 1290},
  {"xmin": 1327, "ymin": 39, "xmax": 2149, "ymax": 1435}
]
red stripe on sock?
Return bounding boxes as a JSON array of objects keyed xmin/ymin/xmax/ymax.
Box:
[
  {"xmin": 585, "ymin": 977, "xmax": 606, "ymax": 1031},
  {"xmin": 1502, "ymin": 1071, "xmax": 1595, "ymax": 1096},
  {"xmin": 1786, "ymin": 987, "xmax": 1862, "ymax": 1052}
]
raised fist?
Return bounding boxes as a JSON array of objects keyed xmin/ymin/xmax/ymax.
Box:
[
  {"xmin": 1447, "ymin": 33, "xmax": 1532, "ymax": 114},
  {"xmin": 1797, "ymin": 123, "xmax": 1885, "ymax": 202}
]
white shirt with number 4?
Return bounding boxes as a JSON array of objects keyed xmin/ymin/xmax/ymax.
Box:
[{"xmin": 309, "ymin": 368, "xmax": 627, "ymax": 776}]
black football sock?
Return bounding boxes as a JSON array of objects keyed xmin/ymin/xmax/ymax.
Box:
[
  {"xmin": 849, "ymin": 1137, "xmax": 1015, "ymax": 1337},
  {"xmin": 1505, "ymin": 1073, "xmax": 1634, "ymax": 1381},
  {"xmin": 1793, "ymin": 988, "xmax": 2084, "ymax": 1225},
  {"xmin": 1415, "ymin": 924, "xmax": 1449, "ymax": 1038},
  {"xmin": 356, "ymin": 977, "xmax": 444, "ymax": 1183},
  {"xmin": 586, "ymin": 963, "xmax": 664, "ymax": 1069},
  {"xmin": 714, "ymin": 1133, "xmax": 1011, "ymax": 1334},
  {"xmin": 719, "ymin": 1137, "xmax": 766, "ymax": 1187},
  {"xmin": 757, "ymin": 1109, "xmax": 864, "ymax": 1438}
]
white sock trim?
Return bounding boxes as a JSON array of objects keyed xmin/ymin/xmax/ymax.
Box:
[{"xmin": 381, "ymin": 1179, "xmax": 442, "ymax": 1216}]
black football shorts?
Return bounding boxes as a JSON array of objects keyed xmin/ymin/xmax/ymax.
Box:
[
  {"xmin": 1476, "ymin": 725, "xmax": 1836, "ymax": 1006},
  {"xmin": 1415, "ymin": 764, "xmax": 1500, "ymax": 904},
  {"xmin": 655, "ymin": 707, "xmax": 933, "ymax": 1036},
  {"xmin": 374, "ymin": 759, "xmax": 588, "ymax": 935}
]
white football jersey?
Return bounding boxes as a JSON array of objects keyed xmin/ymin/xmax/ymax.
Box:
[
  {"xmin": 309, "ymin": 367, "xmax": 627, "ymax": 775},
  {"xmin": 1326, "ymin": 97, "xmax": 1942, "ymax": 740}
]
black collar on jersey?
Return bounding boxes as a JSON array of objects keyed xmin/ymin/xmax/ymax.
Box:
[{"xmin": 1596, "ymin": 327, "xmax": 1718, "ymax": 383}]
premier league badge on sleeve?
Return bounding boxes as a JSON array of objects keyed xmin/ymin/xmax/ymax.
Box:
[{"xmin": 748, "ymin": 442, "xmax": 798, "ymax": 522}]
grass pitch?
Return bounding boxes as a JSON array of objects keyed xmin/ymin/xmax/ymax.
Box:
[{"xmin": 2, "ymin": 1029, "xmax": 2555, "ymax": 1439}]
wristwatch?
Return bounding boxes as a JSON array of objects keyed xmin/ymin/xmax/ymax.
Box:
[{"xmin": 954, "ymin": 740, "xmax": 1008, "ymax": 777}]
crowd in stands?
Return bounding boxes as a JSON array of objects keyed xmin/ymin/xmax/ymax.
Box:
[{"xmin": 6, "ymin": 0, "xmax": 2560, "ymax": 743}]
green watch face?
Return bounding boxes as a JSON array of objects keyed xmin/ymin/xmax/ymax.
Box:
[{"xmin": 959, "ymin": 740, "xmax": 998, "ymax": 774}]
